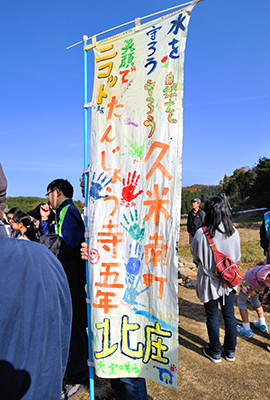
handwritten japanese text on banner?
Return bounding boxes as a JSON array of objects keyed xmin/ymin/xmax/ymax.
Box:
[{"xmin": 87, "ymin": 4, "xmax": 194, "ymax": 389}]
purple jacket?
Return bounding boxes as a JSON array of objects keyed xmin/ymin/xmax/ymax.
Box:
[{"xmin": 245, "ymin": 265, "xmax": 270, "ymax": 291}]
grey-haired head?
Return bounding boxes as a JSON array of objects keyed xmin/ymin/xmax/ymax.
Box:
[{"xmin": 0, "ymin": 163, "xmax": 7, "ymax": 203}]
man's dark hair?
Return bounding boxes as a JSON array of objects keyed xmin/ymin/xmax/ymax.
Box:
[
  {"xmin": 204, "ymin": 196, "xmax": 234, "ymax": 238},
  {"xmin": 47, "ymin": 179, "xmax": 73, "ymax": 199}
]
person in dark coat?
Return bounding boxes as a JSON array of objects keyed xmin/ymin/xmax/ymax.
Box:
[
  {"xmin": 40, "ymin": 179, "xmax": 88, "ymax": 399},
  {"xmin": 260, "ymin": 203, "xmax": 270, "ymax": 263},
  {"xmin": 187, "ymin": 198, "xmax": 206, "ymax": 244}
]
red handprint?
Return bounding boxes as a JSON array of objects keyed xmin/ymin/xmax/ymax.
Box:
[{"xmin": 121, "ymin": 171, "xmax": 143, "ymax": 203}]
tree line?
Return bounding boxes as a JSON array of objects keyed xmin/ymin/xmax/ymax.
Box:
[
  {"xmin": 181, "ymin": 157, "xmax": 270, "ymax": 214},
  {"xmin": 218, "ymin": 157, "xmax": 270, "ymax": 211},
  {"xmin": 6, "ymin": 197, "xmax": 84, "ymax": 215},
  {"xmin": 6, "ymin": 157, "xmax": 269, "ymax": 215}
]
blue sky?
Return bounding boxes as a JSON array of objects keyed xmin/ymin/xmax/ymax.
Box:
[{"xmin": 1, "ymin": 0, "xmax": 269, "ymax": 201}]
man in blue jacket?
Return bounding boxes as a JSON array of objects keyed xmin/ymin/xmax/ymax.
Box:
[
  {"xmin": 40, "ymin": 179, "xmax": 88, "ymax": 399},
  {"xmin": 0, "ymin": 164, "xmax": 72, "ymax": 399},
  {"xmin": 0, "ymin": 238, "xmax": 72, "ymax": 400}
]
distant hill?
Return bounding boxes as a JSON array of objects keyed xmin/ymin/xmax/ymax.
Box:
[
  {"xmin": 6, "ymin": 186, "xmax": 219, "ymax": 217},
  {"xmin": 181, "ymin": 185, "xmax": 219, "ymax": 214},
  {"xmin": 6, "ymin": 197, "xmax": 84, "ymax": 215}
]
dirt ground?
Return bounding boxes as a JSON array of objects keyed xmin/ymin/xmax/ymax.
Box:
[{"xmin": 75, "ymin": 223, "xmax": 270, "ymax": 400}]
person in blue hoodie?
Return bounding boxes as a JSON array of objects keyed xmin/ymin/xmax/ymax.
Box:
[{"xmin": 40, "ymin": 179, "xmax": 88, "ymax": 399}]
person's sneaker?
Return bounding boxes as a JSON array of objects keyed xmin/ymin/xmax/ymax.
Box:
[
  {"xmin": 237, "ymin": 325, "xmax": 253, "ymax": 338},
  {"xmin": 61, "ymin": 383, "xmax": 86, "ymax": 400},
  {"xmin": 222, "ymin": 347, "xmax": 235, "ymax": 362},
  {"xmin": 202, "ymin": 346, "xmax": 221, "ymax": 363},
  {"xmin": 224, "ymin": 353, "xmax": 235, "ymax": 362},
  {"xmin": 253, "ymin": 320, "xmax": 268, "ymax": 333}
]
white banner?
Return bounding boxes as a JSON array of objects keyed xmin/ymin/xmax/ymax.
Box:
[{"xmin": 87, "ymin": 3, "xmax": 194, "ymax": 389}]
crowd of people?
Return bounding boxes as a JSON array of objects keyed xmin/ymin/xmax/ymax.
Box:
[
  {"xmin": 0, "ymin": 163, "xmax": 149, "ymax": 400},
  {"xmin": 2, "ymin": 181, "xmax": 89, "ymax": 389},
  {"xmin": 1, "ymin": 161, "xmax": 270, "ymax": 398}
]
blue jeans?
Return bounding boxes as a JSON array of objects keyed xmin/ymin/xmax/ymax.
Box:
[
  {"xmin": 110, "ymin": 377, "xmax": 148, "ymax": 400},
  {"xmin": 204, "ymin": 290, "xmax": 237, "ymax": 357}
]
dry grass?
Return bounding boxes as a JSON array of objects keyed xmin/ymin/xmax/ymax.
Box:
[{"xmin": 178, "ymin": 220, "xmax": 265, "ymax": 273}]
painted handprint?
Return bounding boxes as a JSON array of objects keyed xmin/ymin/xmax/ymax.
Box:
[
  {"xmin": 121, "ymin": 209, "xmax": 145, "ymax": 241},
  {"xmin": 120, "ymin": 133, "xmax": 146, "ymax": 159},
  {"xmin": 128, "ymin": 136, "xmax": 146, "ymax": 158},
  {"xmin": 122, "ymin": 273, "xmax": 148, "ymax": 307},
  {"xmin": 122, "ymin": 243, "xmax": 148, "ymax": 306},
  {"xmin": 121, "ymin": 171, "xmax": 143, "ymax": 203},
  {"xmin": 89, "ymin": 172, "xmax": 111, "ymax": 201},
  {"xmin": 124, "ymin": 243, "xmax": 144, "ymax": 275}
]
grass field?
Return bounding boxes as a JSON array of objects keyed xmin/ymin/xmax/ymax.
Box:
[{"xmin": 179, "ymin": 215, "xmax": 266, "ymax": 274}]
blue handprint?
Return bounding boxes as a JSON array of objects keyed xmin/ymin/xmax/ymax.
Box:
[
  {"xmin": 124, "ymin": 243, "xmax": 144, "ymax": 275},
  {"xmin": 122, "ymin": 273, "xmax": 148, "ymax": 307},
  {"xmin": 89, "ymin": 172, "xmax": 111, "ymax": 201},
  {"xmin": 122, "ymin": 243, "xmax": 148, "ymax": 306}
]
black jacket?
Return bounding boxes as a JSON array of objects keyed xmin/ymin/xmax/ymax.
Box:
[{"xmin": 187, "ymin": 208, "xmax": 206, "ymax": 237}]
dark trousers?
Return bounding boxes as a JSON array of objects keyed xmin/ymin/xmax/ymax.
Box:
[
  {"xmin": 110, "ymin": 377, "xmax": 148, "ymax": 400},
  {"xmin": 65, "ymin": 321, "xmax": 88, "ymax": 383},
  {"xmin": 204, "ymin": 290, "xmax": 237, "ymax": 357}
]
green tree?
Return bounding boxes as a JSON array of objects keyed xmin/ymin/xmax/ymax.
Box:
[
  {"xmin": 218, "ymin": 157, "xmax": 269, "ymax": 210},
  {"xmin": 181, "ymin": 185, "xmax": 219, "ymax": 214},
  {"xmin": 251, "ymin": 157, "xmax": 270, "ymax": 207},
  {"xmin": 220, "ymin": 167, "xmax": 251, "ymax": 198}
]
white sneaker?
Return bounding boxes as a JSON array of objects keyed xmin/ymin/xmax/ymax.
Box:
[{"xmin": 61, "ymin": 383, "xmax": 85, "ymax": 400}]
